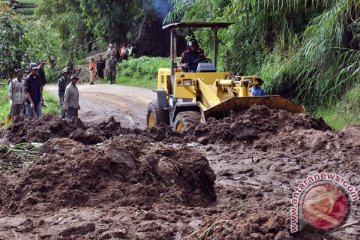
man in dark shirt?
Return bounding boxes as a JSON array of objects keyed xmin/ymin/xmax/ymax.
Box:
[
  {"xmin": 96, "ymin": 55, "xmax": 106, "ymax": 80},
  {"xmin": 24, "ymin": 63, "xmax": 43, "ymax": 118},
  {"xmin": 58, "ymin": 68, "xmax": 69, "ymax": 118},
  {"xmin": 180, "ymin": 39, "xmax": 206, "ymax": 72},
  {"xmin": 107, "ymin": 55, "xmax": 117, "ymax": 84}
]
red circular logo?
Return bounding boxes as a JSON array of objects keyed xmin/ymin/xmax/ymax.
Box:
[{"xmin": 301, "ymin": 182, "xmax": 350, "ymax": 230}]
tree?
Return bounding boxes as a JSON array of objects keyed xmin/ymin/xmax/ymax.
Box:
[
  {"xmin": 37, "ymin": 0, "xmax": 90, "ymax": 59},
  {"xmin": 80, "ymin": 0, "xmax": 143, "ymax": 44},
  {"xmin": 0, "ymin": 8, "xmax": 24, "ymax": 79}
]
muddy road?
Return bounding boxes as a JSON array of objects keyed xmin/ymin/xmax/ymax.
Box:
[
  {"xmin": 45, "ymin": 84, "xmax": 155, "ymax": 129},
  {"xmin": 0, "ymin": 92, "xmax": 359, "ymax": 239}
]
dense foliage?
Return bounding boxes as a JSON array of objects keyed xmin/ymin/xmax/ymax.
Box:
[
  {"xmin": 36, "ymin": 0, "xmax": 90, "ymax": 59},
  {"xmin": 36, "ymin": 0, "xmax": 144, "ymax": 58},
  {"xmin": 0, "ymin": 8, "xmax": 24, "ymax": 78},
  {"xmin": 167, "ymin": 0, "xmax": 360, "ymax": 108},
  {"xmin": 0, "ymin": 0, "xmax": 168, "ymax": 79}
]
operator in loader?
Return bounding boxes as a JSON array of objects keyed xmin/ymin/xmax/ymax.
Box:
[
  {"xmin": 180, "ymin": 39, "xmax": 206, "ymax": 72},
  {"xmin": 250, "ymin": 78, "xmax": 266, "ymax": 96}
]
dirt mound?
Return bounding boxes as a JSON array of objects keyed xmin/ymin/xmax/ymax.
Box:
[
  {"xmin": 186, "ymin": 105, "xmax": 331, "ymax": 148},
  {"xmin": 0, "ymin": 136, "xmax": 216, "ymax": 213},
  {"xmin": 4, "ymin": 115, "xmax": 133, "ymax": 145},
  {"xmin": 4, "ymin": 115, "xmax": 86, "ymax": 143}
]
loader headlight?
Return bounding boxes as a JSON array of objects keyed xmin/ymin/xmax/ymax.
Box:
[{"xmin": 183, "ymin": 79, "xmax": 192, "ymax": 86}]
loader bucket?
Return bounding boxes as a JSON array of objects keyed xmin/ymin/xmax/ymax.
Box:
[{"xmin": 203, "ymin": 95, "xmax": 304, "ymax": 119}]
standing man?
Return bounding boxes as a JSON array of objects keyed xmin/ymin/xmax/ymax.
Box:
[
  {"xmin": 8, "ymin": 69, "xmax": 26, "ymax": 121},
  {"xmin": 67, "ymin": 57, "xmax": 75, "ymax": 74},
  {"xmin": 63, "ymin": 75, "xmax": 80, "ymax": 120},
  {"xmin": 37, "ymin": 61, "xmax": 46, "ymax": 88},
  {"xmin": 58, "ymin": 68, "xmax": 69, "ymax": 118},
  {"xmin": 24, "ymin": 63, "xmax": 43, "ymax": 118},
  {"xmin": 89, "ymin": 58, "xmax": 96, "ymax": 85},
  {"xmin": 96, "ymin": 55, "xmax": 106, "ymax": 80},
  {"xmin": 107, "ymin": 55, "xmax": 117, "ymax": 84}
]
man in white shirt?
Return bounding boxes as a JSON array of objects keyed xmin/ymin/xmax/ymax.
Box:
[
  {"xmin": 63, "ymin": 75, "xmax": 80, "ymax": 120},
  {"xmin": 9, "ymin": 69, "xmax": 26, "ymax": 120}
]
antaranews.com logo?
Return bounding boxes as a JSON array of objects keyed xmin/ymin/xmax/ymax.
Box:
[{"xmin": 290, "ymin": 172, "xmax": 358, "ymax": 233}]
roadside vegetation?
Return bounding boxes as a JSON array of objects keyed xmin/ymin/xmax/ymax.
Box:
[
  {"xmin": 316, "ymin": 84, "xmax": 360, "ymax": 130},
  {"xmin": 116, "ymin": 57, "xmax": 170, "ymax": 89}
]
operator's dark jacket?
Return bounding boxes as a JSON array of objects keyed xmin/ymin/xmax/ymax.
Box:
[
  {"xmin": 24, "ymin": 74, "xmax": 42, "ymax": 105},
  {"xmin": 180, "ymin": 48, "xmax": 205, "ymax": 72}
]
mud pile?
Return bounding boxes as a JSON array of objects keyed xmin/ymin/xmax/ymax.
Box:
[
  {"xmin": 0, "ymin": 136, "xmax": 216, "ymax": 214},
  {"xmin": 3, "ymin": 115, "xmax": 133, "ymax": 144},
  {"xmin": 186, "ymin": 105, "xmax": 332, "ymax": 150}
]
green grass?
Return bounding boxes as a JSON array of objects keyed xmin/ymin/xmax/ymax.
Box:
[
  {"xmin": 115, "ymin": 76, "xmax": 156, "ymax": 89},
  {"xmin": 43, "ymin": 89, "xmax": 59, "ymax": 115},
  {"xmin": 0, "ymin": 82, "xmax": 9, "ymax": 124},
  {"xmin": 0, "ymin": 81, "xmax": 59, "ymax": 126},
  {"xmin": 316, "ymin": 85, "xmax": 360, "ymax": 130},
  {"xmin": 116, "ymin": 56, "xmax": 170, "ymax": 89}
]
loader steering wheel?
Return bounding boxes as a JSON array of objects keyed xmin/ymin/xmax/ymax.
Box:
[{"xmin": 194, "ymin": 57, "xmax": 212, "ymax": 64}]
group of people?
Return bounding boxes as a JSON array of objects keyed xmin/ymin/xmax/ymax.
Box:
[
  {"xmin": 8, "ymin": 62, "xmax": 46, "ymax": 121},
  {"xmin": 107, "ymin": 43, "xmax": 132, "ymax": 62},
  {"xmin": 88, "ymin": 54, "xmax": 117, "ymax": 85},
  {"xmin": 87, "ymin": 43, "xmax": 132, "ymax": 85},
  {"xmin": 8, "ymin": 59, "xmax": 80, "ymax": 122}
]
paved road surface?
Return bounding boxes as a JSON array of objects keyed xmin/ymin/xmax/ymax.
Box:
[{"xmin": 45, "ymin": 84, "xmax": 156, "ymax": 129}]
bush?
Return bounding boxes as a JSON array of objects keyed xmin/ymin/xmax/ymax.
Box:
[
  {"xmin": 46, "ymin": 68, "xmax": 61, "ymax": 84},
  {"xmin": 316, "ymin": 84, "xmax": 360, "ymax": 130},
  {"xmin": 116, "ymin": 56, "xmax": 170, "ymax": 89}
]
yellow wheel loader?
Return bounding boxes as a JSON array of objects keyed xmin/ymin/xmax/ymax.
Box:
[{"xmin": 146, "ymin": 22, "xmax": 304, "ymax": 132}]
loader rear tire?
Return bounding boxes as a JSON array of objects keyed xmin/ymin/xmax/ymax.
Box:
[
  {"xmin": 174, "ymin": 111, "xmax": 201, "ymax": 133},
  {"xmin": 146, "ymin": 101, "xmax": 169, "ymax": 128}
]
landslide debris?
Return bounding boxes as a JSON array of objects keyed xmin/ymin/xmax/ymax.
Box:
[
  {"xmin": 3, "ymin": 115, "xmax": 132, "ymax": 145},
  {"xmin": 186, "ymin": 105, "xmax": 333, "ymax": 150},
  {"xmin": 0, "ymin": 136, "xmax": 216, "ymax": 214},
  {"xmin": 0, "ymin": 106, "xmax": 359, "ymax": 239}
]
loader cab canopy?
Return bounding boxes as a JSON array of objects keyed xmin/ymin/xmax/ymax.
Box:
[
  {"xmin": 163, "ymin": 22, "xmax": 233, "ymax": 76},
  {"xmin": 162, "ymin": 22, "xmax": 233, "ymax": 30}
]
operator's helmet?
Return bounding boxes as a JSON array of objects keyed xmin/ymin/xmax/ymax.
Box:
[{"xmin": 187, "ymin": 39, "xmax": 199, "ymax": 48}]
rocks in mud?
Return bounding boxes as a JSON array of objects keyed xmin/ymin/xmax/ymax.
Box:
[{"xmin": 0, "ymin": 136, "xmax": 216, "ymax": 214}]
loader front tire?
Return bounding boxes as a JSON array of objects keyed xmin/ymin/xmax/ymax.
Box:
[
  {"xmin": 174, "ymin": 111, "xmax": 201, "ymax": 133},
  {"xmin": 146, "ymin": 101, "xmax": 169, "ymax": 128}
]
